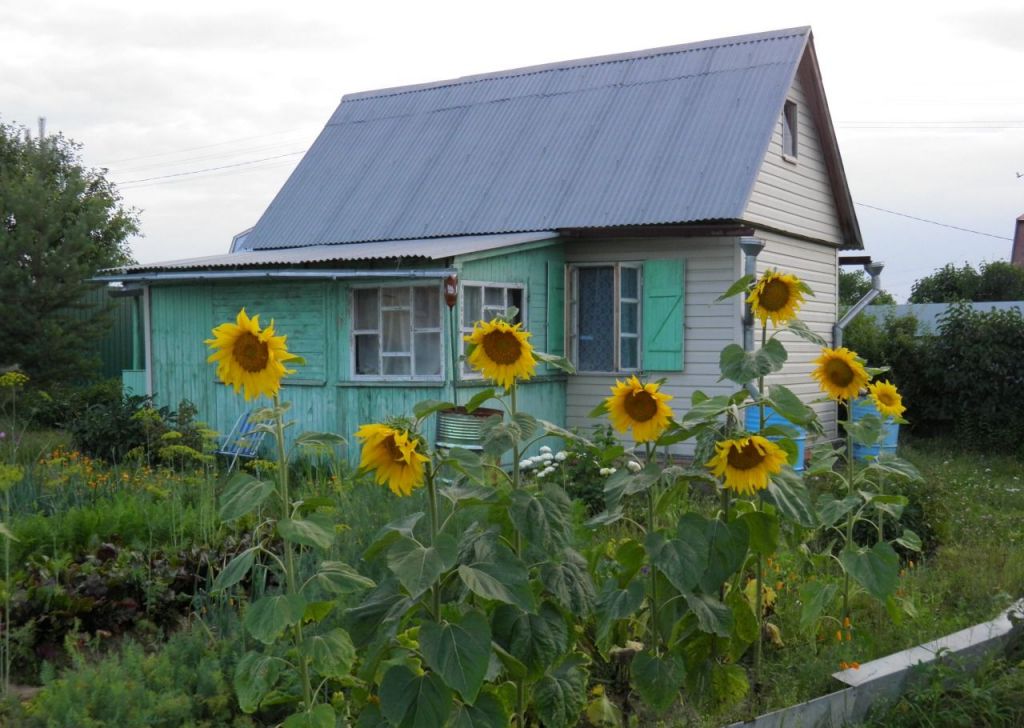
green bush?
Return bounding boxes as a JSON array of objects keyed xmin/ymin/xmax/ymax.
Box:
[
  {"xmin": 845, "ymin": 304, "xmax": 1024, "ymax": 455},
  {"xmin": 21, "ymin": 628, "xmax": 254, "ymax": 727}
]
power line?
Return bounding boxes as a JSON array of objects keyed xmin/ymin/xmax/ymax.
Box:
[
  {"xmin": 116, "ymin": 151, "xmax": 306, "ymax": 185},
  {"xmin": 103, "ymin": 129, "xmax": 315, "ymax": 165},
  {"xmin": 855, "ymin": 203, "xmax": 1012, "ymax": 241}
]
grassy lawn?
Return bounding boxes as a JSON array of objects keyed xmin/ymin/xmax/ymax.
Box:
[{"xmin": 701, "ymin": 438, "xmax": 1024, "ymax": 726}]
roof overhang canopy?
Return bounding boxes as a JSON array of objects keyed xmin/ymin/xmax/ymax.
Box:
[{"xmin": 96, "ymin": 231, "xmax": 557, "ymax": 283}]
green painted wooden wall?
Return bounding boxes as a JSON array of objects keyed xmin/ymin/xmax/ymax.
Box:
[{"xmin": 145, "ymin": 240, "xmax": 567, "ymax": 461}]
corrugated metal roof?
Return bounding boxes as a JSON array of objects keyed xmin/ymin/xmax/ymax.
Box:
[
  {"xmin": 245, "ymin": 28, "xmax": 814, "ymax": 250},
  {"xmin": 108, "ymin": 232, "xmax": 557, "ymax": 273}
]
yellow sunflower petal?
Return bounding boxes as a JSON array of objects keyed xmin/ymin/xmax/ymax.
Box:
[
  {"xmin": 705, "ymin": 435, "xmax": 788, "ymax": 496},
  {"xmin": 464, "ymin": 319, "xmax": 537, "ymax": 389},
  {"xmin": 205, "ymin": 308, "xmax": 297, "ymax": 401},
  {"xmin": 747, "ymin": 270, "xmax": 806, "ymax": 327},
  {"xmin": 810, "ymin": 347, "xmax": 870, "ymax": 402},
  {"xmin": 356, "ymin": 424, "xmax": 429, "ymax": 497},
  {"xmin": 867, "ymin": 380, "xmax": 906, "ymax": 419},
  {"xmin": 605, "ymin": 375, "xmax": 674, "ymax": 443}
]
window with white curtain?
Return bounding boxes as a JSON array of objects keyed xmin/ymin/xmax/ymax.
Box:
[{"xmin": 352, "ymin": 285, "xmax": 443, "ymax": 379}]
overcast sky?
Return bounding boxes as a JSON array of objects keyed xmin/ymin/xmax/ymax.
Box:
[{"xmin": 3, "ymin": 0, "xmax": 1023, "ymax": 301}]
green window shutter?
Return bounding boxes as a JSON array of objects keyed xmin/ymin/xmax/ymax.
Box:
[
  {"xmin": 546, "ymin": 262, "xmax": 565, "ymax": 359},
  {"xmin": 642, "ymin": 259, "xmax": 685, "ymax": 371}
]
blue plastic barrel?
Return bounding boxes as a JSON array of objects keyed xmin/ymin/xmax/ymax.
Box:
[
  {"xmin": 850, "ymin": 397, "xmax": 899, "ymax": 461},
  {"xmin": 744, "ymin": 406, "xmax": 806, "ymax": 471}
]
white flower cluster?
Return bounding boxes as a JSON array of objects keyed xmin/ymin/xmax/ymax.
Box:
[
  {"xmin": 599, "ymin": 467, "xmax": 618, "ymax": 477},
  {"xmin": 626, "ymin": 460, "xmax": 642, "ymax": 473},
  {"xmin": 519, "ymin": 445, "xmax": 569, "ymax": 478}
]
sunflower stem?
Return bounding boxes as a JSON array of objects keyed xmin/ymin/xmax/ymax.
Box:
[
  {"xmin": 752, "ymin": 325, "xmax": 768, "ymax": 687},
  {"xmin": 841, "ymin": 426, "xmax": 855, "ymax": 622},
  {"xmin": 647, "ymin": 485, "xmax": 660, "ymax": 655},
  {"xmin": 272, "ymin": 395, "xmax": 313, "ymax": 711},
  {"xmin": 510, "ymin": 382, "xmax": 523, "ymax": 556},
  {"xmin": 426, "ymin": 468, "xmax": 442, "ymax": 621}
]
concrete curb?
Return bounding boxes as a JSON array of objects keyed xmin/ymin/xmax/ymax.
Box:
[{"xmin": 726, "ymin": 598, "xmax": 1024, "ymax": 728}]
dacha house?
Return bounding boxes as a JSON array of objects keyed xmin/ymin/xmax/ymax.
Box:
[{"xmin": 100, "ymin": 27, "xmax": 863, "ymax": 457}]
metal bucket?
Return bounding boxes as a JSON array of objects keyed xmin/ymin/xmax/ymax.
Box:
[{"xmin": 435, "ymin": 407, "xmax": 502, "ymax": 451}]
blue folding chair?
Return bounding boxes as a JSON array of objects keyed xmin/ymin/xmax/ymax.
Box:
[{"xmin": 217, "ymin": 410, "xmax": 267, "ymax": 472}]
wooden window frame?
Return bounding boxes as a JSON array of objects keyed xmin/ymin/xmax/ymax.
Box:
[
  {"xmin": 350, "ymin": 283, "xmax": 444, "ymax": 382},
  {"xmin": 568, "ymin": 262, "xmax": 643, "ymax": 374},
  {"xmin": 782, "ymin": 99, "xmax": 798, "ymax": 162},
  {"xmin": 459, "ymin": 281, "xmax": 527, "ymax": 379}
]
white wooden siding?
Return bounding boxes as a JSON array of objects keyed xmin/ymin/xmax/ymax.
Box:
[
  {"xmin": 757, "ymin": 231, "xmax": 839, "ymax": 438},
  {"xmin": 563, "ymin": 233, "xmax": 840, "ymax": 453},
  {"xmin": 564, "ymin": 237, "xmax": 741, "ymax": 452},
  {"xmin": 744, "ymin": 70, "xmax": 844, "ymax": 246}
]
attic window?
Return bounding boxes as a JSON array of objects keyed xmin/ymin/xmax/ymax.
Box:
[{"xmin": 782, "ymin": 100, "xmax": 798, "ymax": 160}]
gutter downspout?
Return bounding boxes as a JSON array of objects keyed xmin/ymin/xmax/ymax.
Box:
[
  {"xmin": 739, "ymin": 237, "xmax": 765, "ymax": 398},
  {"xmin": 833, "ymin": 260, "xmax": 885, "ymax": 347}
]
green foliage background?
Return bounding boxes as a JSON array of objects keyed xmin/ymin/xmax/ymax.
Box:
[
  {"xmin": 0, "ymin": 122, "xmax": 137, "ymax": 386},
  {"xmin": 909, "ymin": 261, "xmax": 1024, "ymax": 303},
  {"xmin": 845, "ymin": 304, "xmax": 1024, "ymax": 455}
]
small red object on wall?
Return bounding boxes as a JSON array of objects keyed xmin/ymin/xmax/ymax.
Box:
[{"xmin": 444, "ymin": 274, "xmax": 458, "ymax": 309}]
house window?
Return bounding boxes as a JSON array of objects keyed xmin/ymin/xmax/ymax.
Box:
[
  {"xmin": 569, "ymin": 264, "xmax": 641, "ymax": 372},
  {"xmin": 461, "ymin": 284, "xmax": 524, "ymax": 376},
  {"xmin": 782, "ymin": 99, "xmax": 798, "ymax": 159},
  {"xmin": 353, "ymin": 285, "xmax": 442, "ymax": 378}
]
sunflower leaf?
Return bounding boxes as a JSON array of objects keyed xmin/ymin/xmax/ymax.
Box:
[
  {"xmin": 534, "ymin": 350, "xmax": 576, "ymax": 374},
  {"xmin": 412, "ymin": 399, "xmax": 457, "ymax": 419},
  {"xmin": 716, "ymin": 274, "xmax": 755, "ymax": 302},
  {"xmin": 767, "ymin": 384, "xmax": 817, "ymax": 427},
  {"xmin": 278, "ymin": 513, "xmax": 336, "ymax": 551},
  {"xmin": 784, "ymin": 319, "xmax": 827, "ymax": 347},
  {"xmin": 718, "ymin": 340, "xmax": 788, "ymax": 385},
  {"xmin": 464, "ymin": 389, "xmax": 497, "ymax": 413},
  {"xmin": 219, "ymin": 473, "xmax": 275, "ymax": 521}
]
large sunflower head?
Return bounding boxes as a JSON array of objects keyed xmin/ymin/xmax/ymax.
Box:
[
  {"xmin": 811, "ymin": 347, "xmax": 870, "ymax": 402},
  {"xmin": 867, "ymin": 380, "xmax": 906, "ymax": 419},
  {"xmin": 747, "ymin": 270, "xmax": 807, "ymax": 327},
  {"xmin": 605, "ymin": 376, "xmax": 674, "ymax": 443},
  {"xmin": 706, "ymin": 435, "xmax": 788, "ymax": 497},
  {"xmin": 464, "ymin": 319, "xmax": 537, "ymax": 389},
  {"xmin": 205, "ymin": 308, "xmax": 298, "ymax": 401},
  {"xmin": 356, "ymin": 423, "xmax": 430, "ymax": 497}
]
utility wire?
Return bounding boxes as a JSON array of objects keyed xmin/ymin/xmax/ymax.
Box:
[
  {"xmin": 116, "ymin": 151, "xmax": 306, "ymax": 184},
  {"xmin": 855, "ymin": 203, "xmax": 1012, "ymax": 241},
  {"xmin": 103, "ymin": 129, "xmax": 315, "ymax": 165}
]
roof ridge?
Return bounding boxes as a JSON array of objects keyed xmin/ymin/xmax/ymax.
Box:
[
  {"xmin": 328, "ymin": 58, "xmax": 793, "ymax": 126},
  {"xmin": 342, "ymin": 26, "xmax": 810, "ymax": 103}
]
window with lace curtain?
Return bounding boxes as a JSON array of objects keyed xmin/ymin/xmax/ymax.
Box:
[
  {"xmin": 569, "ymin": 263, "xmax": 641, "ymax": 372},
  {"xmin": 352, "ymin": 285, "xmax": 443, "ymax": 379}
]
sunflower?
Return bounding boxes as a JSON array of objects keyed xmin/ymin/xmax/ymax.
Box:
[
  {"xmin": 867, "ymin": 380, "xmax": 906, "ymax": 419},
  {"xmin": 356, "ymin": 423, "xmax": 430, "ymax": 496},
  {"xmin": 706, "ymin": 435, "xmax": 788, "ymax": 496},
  {"xmin": 606, "ymin": 376, "xmax": 674, "ymax": 443},
  {"xmin": 747, "ymin": 270, "xmax": 806, "ymax": 327},
  {"xmin": 205, "ymin": 309, "xmax": 297, "ymax": 401},
  {"xmin": 811, "ymin": 347, "xmax": 870, "ymax": 401},
  {"xmin": 464, "ymin": 319, "xmax": 537, "ymax": 389}
]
